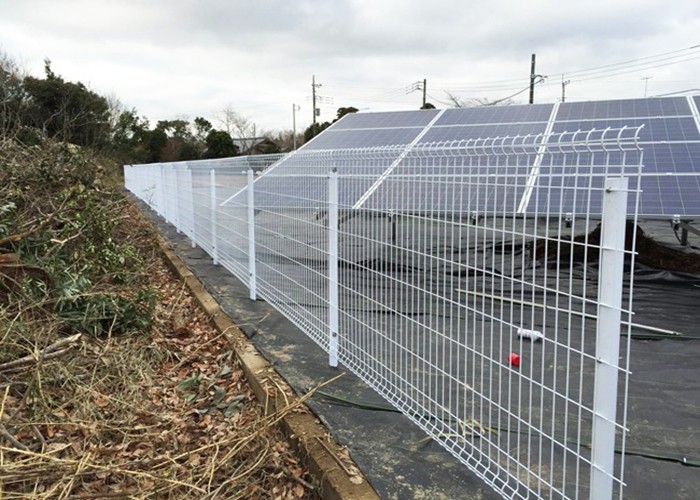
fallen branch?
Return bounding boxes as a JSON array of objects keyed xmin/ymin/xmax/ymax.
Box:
[
  {"xmin": 0, "ymin": 333, "xmax": 82, "ymax": 373},
  {"xmin": 0, "ymin": 194, "xmax": 72, "ymax": 247},
  {"xmin": 0, "ymin": 422, "xmax": 29, "ymax": 450},
  {"xmin": 315, "ymin": 436, "xmax": 353, "ymax": 475},
  {"xmin": 0, "ymin": 446, "xmax": 208, "ymax": 494}
]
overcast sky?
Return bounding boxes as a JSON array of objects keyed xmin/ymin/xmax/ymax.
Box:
[{"xmin": 1, "ymin": 0, "xmax": 699, "ymax": 134}]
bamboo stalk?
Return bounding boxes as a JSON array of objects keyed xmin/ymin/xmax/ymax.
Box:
[{"xmin": 0, "ymin": 333, "xmax": 81, "ymax": 373}]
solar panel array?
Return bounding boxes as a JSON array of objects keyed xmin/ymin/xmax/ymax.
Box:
[
  {"xmin": 361, "ymin": 104, "xmax": 556, "ymax": 213},
  {"xmin": 251, "ymin": 96, "xmax": 700, "ymax": 218},
  {"xmin": 552, "ymin": 97, "xmax": 700, "ymax": 217}
]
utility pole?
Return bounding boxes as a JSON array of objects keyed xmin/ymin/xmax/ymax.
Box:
[
  {"xmin": 292, "ymin": 104, "xmax": 300, "ymax": 150},
  {"xmin": 422, "ymin": 78, "xmax": 427, "ymax": 108},
  {"xmin": 529, "ymin": 54, "xmax": 536, "ymax": 104},
  {"xmin": 642, "ymin": 76, "xmax": 652, "ymax": 98},
  {"xmin": 561, "ymin": 76, "xmax": 571, "ymax": 103},
  {"xmin": 312, "ymin": 75, "xmax": 322, "ymax": 124}
]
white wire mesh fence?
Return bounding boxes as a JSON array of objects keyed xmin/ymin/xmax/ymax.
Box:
[{"xmin": 125, "ymin": 129, "xmax": 642, "ymax": 500}]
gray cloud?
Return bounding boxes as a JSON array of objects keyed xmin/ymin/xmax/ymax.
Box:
[{"xmin": 0, "ymin": 0, "xmax": 698, "ymax": 131}]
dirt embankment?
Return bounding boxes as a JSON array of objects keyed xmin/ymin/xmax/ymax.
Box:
[{"xmin": 531, "ymin": 221, "xmax": 700, "ymax": 273}]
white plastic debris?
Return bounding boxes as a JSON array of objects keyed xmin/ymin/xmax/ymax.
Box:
[{"xmin": 517, "ymin": 328, "xmax": 544, "ymax": 341}]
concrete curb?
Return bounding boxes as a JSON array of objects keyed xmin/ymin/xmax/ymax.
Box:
[{"xmin": 153, "ymin": 232, "xmax": 380, "ymax": 500}]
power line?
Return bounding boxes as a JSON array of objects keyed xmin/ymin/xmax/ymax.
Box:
[
  {"xmin": 425, "ymin": 92, "xmax": 454, "ymax": 107},
  {"xmin": 562, "ymin": 44, "xmax": 700, "ymax": 78},
  {"xmin": 433, "ymin": 44, "xmax": 700, "ymax": 94},
  {"xmin": 309, "ymin": 45, "xmax": 700, "ymax": 113},
  {"xmin": 564, "ymin": 54, "xmax": 700, "ymax": 83}
]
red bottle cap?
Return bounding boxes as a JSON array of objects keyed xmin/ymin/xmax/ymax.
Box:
[{"xmin": 509, "ymin": 353, "xmax": 521, "ymax": 368}]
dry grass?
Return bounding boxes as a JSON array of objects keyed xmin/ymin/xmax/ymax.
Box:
[
  {"xmin": 1, "ymin": 222, "xmax": 322, "ymax": 498},
  {"xmin": 0, "ymin": 138, "xmax": 321, "ymax": 498}
]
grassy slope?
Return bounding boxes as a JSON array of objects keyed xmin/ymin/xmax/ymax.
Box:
[{"xmin": 0, "ymin": 138, "xmax": 316, "ymax": 498}]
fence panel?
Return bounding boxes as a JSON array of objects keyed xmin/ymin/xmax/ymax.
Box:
[{"xmin": 124, "ymin": 132, "xmax": 641, "ymax": 499}]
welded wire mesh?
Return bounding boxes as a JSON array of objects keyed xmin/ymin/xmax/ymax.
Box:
[{"xmin": 124, "ymin": 129, "xmax": 642, "ymax": 500}]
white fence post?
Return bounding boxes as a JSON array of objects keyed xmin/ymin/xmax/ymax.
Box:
[
  {"xmin": 210, "ymin": 169, "xmax": 219, "ymax": 265},
  {"xmin": 247, "ymin": 168, "xmax": 257, "ymax": 301},
  {"xmin": 590, "ymin": 176, "xmax": 629, "ymax": 500},
  {"xmin": 187, "ymin": 167, "xmax": 196, "ymax": 248},
  {"xmin": 328, "ymin": 168, "xmax": 339, "ymax": 368},
  {"xmin": 174, "ymin": 166, "xmax": 181, "ymax": 233},
  {"xmin": 158, "ymin": 164, "xmax": 166, "ymax": 220}
]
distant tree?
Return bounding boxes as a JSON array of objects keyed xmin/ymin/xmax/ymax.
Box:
[
  {"xmin": 105, "ymin": 92, "xmax": 125, "ymax": 138},
  {"xmin": 178, "ymin": 141, "xmax": 201, "ymax": 161},
  {"xmin": 303, "ymin": 106, "xmax": 359, "ymax": 144},
  {"xmin": 444, "ymin": 91, "xmax": 514, "ymax": 108},
  {"xmin": 113, "ymin": 109, "xmax": 149, "ymax": 144},
  {"xmin": 204, "ymin": 129, "xmax": 238, "ymax": 159},
  {"xmin": 303, "ymin": 121, "xmax": 330, "ymax": 142},
  {"xmin": 156, "ymin": 119, "xmax": 190, "ymax": 138},
  {"xmin": 445, "ymin": 92, "xmax": 467, "ymax": 108},
  {"xmin": 111, "ymin": 108, "xmax": 150, "ymax": 162},
  {"xmin": 266, "ymin": 129, "xmax": 304, "ymax": 152},
  {"xmin": 335, "ymin": 107, "xmax": 358, "ymax": 121},
  {"xmin": 193, "ymin": 117, "xmax": 212, "ymax": 142},
  {"xmin": 22, "ymin": 59, "xmax": 111, "ymax": 147},
  {"xmin": 0, "ymin": 51, "xmax": 28, "ymax": 137},
  {"xmin": 260, "ymin": 140, "xmax": 281, "ymax": 154},
  {"xmin": 218, "ymin": 105, "xmax": 257, "ymax": 151},
  {"xmin": 153, "ymin": 119, "xmax": 195, "ymax": 161},
  {"xmin": 181, "ymin": 116, "xmax": 213, "ymax": 159},
  {"xmin": 145, "ymin": 127, "xmax": 168, "ymax": 163}
]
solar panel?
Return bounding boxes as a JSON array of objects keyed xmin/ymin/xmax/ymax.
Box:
[
  {"xmin": 530, "ymin": 151, "xmax": 641, "ymax": 216},
  {"xmin": 420, "ymin": 122, "xmax": 550, "ymax": 143},
  {"xmin": 550, "ymin": 117, "xmax": 700, "ymax": 143},
  {"xmin": 362, "ymin": 153, "xmax": 536, "ymax": 213},
  {"xmin": 327, "ymin": 109, "xmax": 440, "ymax": 130},
  {"xmin": 643, "ymin": 174, "xmax": 700, "ymax": 215},
  {"xmin": 435, "ymin": 103, "xmax": 554, "ymax": 124},
  {"xmin": 244, "ymin": 96, "xmax": 700, "ymax": 218},
  {"xmin": 555, "ymin": 97, "xmax": 691, "ymax": 120},
  {"xmin": 547, "ymin": 97, "xmax": 700, "ymax": 216},
  {"xmin": 303, "ymin": 127, "xmax": 425, "ymax": 150},
  {"xmin": 248, "ymin": 149, "xmax": 402, "ymax": 208}
]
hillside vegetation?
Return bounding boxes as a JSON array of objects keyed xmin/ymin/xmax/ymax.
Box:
[{"xmin": 0, "ymin": 66, "xmax": 316, "ymax": 498}]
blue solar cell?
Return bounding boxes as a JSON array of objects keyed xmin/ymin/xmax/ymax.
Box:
[
  {"xmin": 250, "ymin": 175, "xmax": 379, "ymax": 208},
  {"xmin": 304, "ymin": 128, "xmax": 423, "ymax": 150},
  {"xmin": 528, "ymin": 144, "xmax": 700, "ymax": 216},
  {"xmin": 551, "ymin": 117, "xmax": 700, "ymax": 143},
  {"xmin": 363, "ymin": 177, "xmax": 529, "ymax": 213},
  {"xmin": 643, "ymin": 97, "xmax": 692, "ymax": 116},
  {"xmin": 329, "ymin": 109, "xmax": 440, "ymax": 130},
  {"xmin": 435, "ymin": 104, "xmax": 553, "ymax": 126},
  {"xmin": 643, "ymin": 143, "xmax": 700, "ymax": 173},
  {"xmin": 556, "ymin": 97, "xmax": 691, "ymax": 121},
  {"xmin": 527, "ymin": 151, "xmax": 645, "ymax": 215},
  {"xmin": 638, "ymin": 174, "xmax": 700, "ymax": 216},
  {"xmin": 422, "ymin": 123, "xmax": 549, "ymax": 143},
  {"xmin": 529, "ymin": 169, "xmax": 603, "ymax": 215},
  {"xmin": 363, "ymin": 154, "xmax": 535, "ymax": 213}
]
